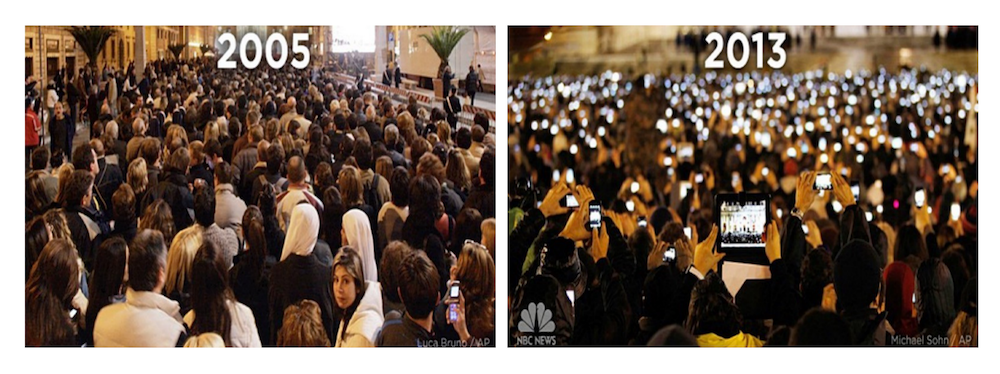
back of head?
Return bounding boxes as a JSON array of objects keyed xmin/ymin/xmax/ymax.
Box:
[
  {"xmin": 833, "ymin": 240, "xmax": 882, "ymax": 312},
  {"xmin": 71, "ymin": 143, "xmax": 95, "ymax": 172},
  {"xmin": 801, "ymin": 248, "xmax": 834, "ymax": 310},
  {"xmin": 895, "ymin": 225, "xmax": 929, "ymax": 263},
  {"xmin": 183, "ymin": 333, "xmax": 225, "ymax": 348},
  {"xmin": 456, "ymin": 127, "xmax": 472, "ymax": 149},
  {"xmin": 916, "ymin": 258, "xmax": 956, "ymax": 328},
  {"xmin": 112, "ymin": 184, "xmax": 136, "ymax": 224},
  {"xmin": 646, "ymin": 324, "xmax": 698, "ymax": 346},
  {"xmin": 790, "ymin": 307, "xmax": 853, "ymax": 346},
  {"xmin": 287, "ymin": 156, "xmax": 307, "ymax": 184},
  {"xmin": 25, "ymin": 238, "xmax": 79, "ymax": 346},
  {"xmin": 397, "ymin": 250, "xmax": 440, "ymax": 319},
  {"xmin": 479, "ymin": 148, "xmax": 495, "ymax": 186},
  {"xmin": 278, "ymin": 299, "xmax": 332, "ymax": 347},
  {"xmin": 31, "ymin": 147, "xmax": 50, "ymax": 171},
  {"xmin": 353, "ymin": 137, "xmax": 373, "ymax": 170},
  {"xmin": 471, "ymin": 125, "xmax": 485, "ymax": 143},
  {"xmin": 686, "ymin": 272, "xmax": 742, "ymax": 338},
  {"xmin": 380, "ymin": 241, "xmax": 413, "ymax": 304},
  {"xmin": 129, "ymin": 229, "xmax": 168, "ymax": 292},
  {"xmin": 193, "ymin": 186, "xmax": 216, "ymax": 227},
  {"xmin": 189, "ymin": 240, "xmax": 232, "ymax": 343}
]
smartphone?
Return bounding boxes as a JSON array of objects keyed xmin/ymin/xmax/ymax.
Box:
[
  {"xmin": 588, "ymin": 201, "xmax": 602, "ymax": 230},
  {"xmin": 909, "ymin": 143, "xmax": 919, "ymax": 153},
  {"xmin": 566, "ymin": 168, "xmax": 576, "ymax": 184},
  {"xmin": 663, "ymin": 246, "xmax": 676, "ymax": 263},
  {"xmin": 761, "ymin": 167, "xmax": 770, "ymax": 177},
  {"xmin": 941, "ymin": 164, "xmax": 951, "ymax": 175},
  {"xmin": 851, "ymin": 182, "xmax": 861, "ymax": 202},
  {"xmin": 801, "ymin": 224, "xmax": 809, "ymax": 235},
  {"xmin": 951, "ymin": 203, "xmax": 961, "ymax": 221},
  {"xmin": 695, "ymin": 173, "xmax": 705, "ymax": 183},
  {"xmin": 448, "ymin": 303, "xmax": 459, "ymax": 323},
  {"xmin": 865, "ymin": 211, "xmax": 874, "ymax": 222},
  {"xmin": 813, "ymin": 173, "xmax": 833, "ymax": 190},
  {"xmin": 566, "ymin": 289, "xmax": 576, "ymax": 308},
  {"xmin": 626, "ymin": 200, "xmax": 636, "ymax": 212},
  {"xmin": 915, "ymin": 188, "xmax": 926, "ymax": 208},
  {"xmin": 447, "ymin": 280, "xmax": 461, "ymax": 302},
  {"xmin": 683, "ymin": 227, "xmax": 692, "ymax": 240},
  {"xmin": 678, "ymin": 143, "xmax": 694, "ymax": 161},
  {"xmin": 637, "ymin": 215, "xmax": 648, "ymax": 228},
  {"xmin": 561, "ymin": 195, "xmax": 579, "ymax": 209},
  {"xmin": 630, "ymin": 181, "xmax": 640, "ymax": 193},
  {"xmin": 680, "ymin": 181, "xmax": 692, "ymax": 199}
]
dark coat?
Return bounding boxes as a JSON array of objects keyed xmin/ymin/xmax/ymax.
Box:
[{"xmin": 268, "ymin": 251, "xmax": 336, "ymax": 344}]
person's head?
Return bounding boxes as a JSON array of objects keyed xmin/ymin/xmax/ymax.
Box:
[
  {"xmin": 164, "ymin": 225, "xmax": 204, "ymax": 297},
  {"xmin": 629, "ymin": 227, "xmax": 657, "ymax": 271},
  {"xmin": 166, "ymin": 146, "xmax": 191, "ymax": 174},
  {"xmin": 140, "ymin": 137, "xmax": 161, "ymax": 166},
  {"xmin": 337, "ymin": 165, "xmax": 364, "ymax": 207},
  {"xmin": 453, "ymin": 241, "xmax": 495, "ymax": 337},
  {"xmin": 112, "ymin": 183, "xmax": 136, "ymax": 225},
  {"xmin": 436, "ymin": 122, "xmax": 452, "ymax": 145},
  {"xmin": 128, "ymin": 229, "xmax": 168, "ymax": 292},
  {"xmin": 189, "ymin": 240, "xmax": 233, "ymax": 345},
  {"xmin": 25, "ymin": 238, "xmax": 80, "ymax": 346},
  {"xmin": 375, "ymin": 156, "xmax": 393, "ymax": 182},
  {"xmin": 453, "ymin": 208, "xmax": 484, "ymax": 249},
  {"xmin": 789, "ymin": 308, "xmax": 853, "ymax": 346},
  {"xmin": 833, "ymin": 240, "xmax": 882, "ymax": 312},
  {"xmin": 188, "ymin": 140, "xmax": 206, "ymax": 167},
  {"xmin": 686, "ymin": 272, "xmax": 742, "ymax": 337},
  {"xmin": 139, "ymin": 199, "xmax": 176, "ymax": 245},
  {"xmin": 478, "ymin": 147, "xmax": 495, "ymax": 187},
  {"xmin": 883, "ymin": 261, "xmax": 916, "ymax": 330},
  {"xmin": 352, "ymin": 137, "xmax": 374, "ymax": 171},
  {"xmin": 397, "ymin": 250, "xmax": 440, "ymax": 319},
  {"xmin": 332, "ymin": 246, "xmax": 366, "ymax": 312},
  {"xmin": 389, "ymin": 167, "xmax": 410, "ymax": 208},
  {"xmin": 801, "ymin": 248, "xmax": 834, "ymax": 310},
  {"xmin": 127, "ymin": 157, "xmax": 148, "ymax": 193},
  {"xmin": 416, "ymin": 152, "xmax": 446, "ymax": 184},
  {"xmin": 456, "ymin": 127, "xmax": 472, "ymax": 150},
  {"xmin": 132, "ymin": 117, "xmax": 147, "ymax": 136},
  {"xmin": 471, "ymin": 125, "xmax": 485, "ymax": 144},
  {"xmin": 895, "ymin": 225, "xmax": 929, "ymax": 263},
  {"xmin": 214, "ymin": 161, "xmax": 235, "ymax": 185},
  {"xmin": 241, "ymin": 205, "xmax": 268, "ymax": 279},
  {"xmin": 248, "ymin": 125, "xmax": 264, "ymax": 143},
  {"xmin": 446, "ymin": 150, "xmax": 471, "ymax": 190},
  {"xmin": 85, "ymin": 237, "xmax": 128, "ymax": 333},
  {"xmin": 59, "ymin": 170, "xmax": 94, "ymax": 209},
  {"xmin": 916, "ymin": 258, "xmax": 956, "ymax": 329},
  {"xmin": 193, "ymin": 186, "xmax": 215, "ymax": 227},
  {"xmin": 277, "ymin": 300, "xmax": 331, "ymax": 347},
  {"xmin": 26, "ymin": 171, "xmax": 51, "ymax": 217},
  {"xmin": 379, "ymin": 241, "xmax": 412, "ymax": 304},
  {"xmin": 287, "ymin": 156, "xmax": 307, "ymax": 184},
  {"xmin": 409, "ymin": 174, "xmax": 443, "ymax": 221},
  {"xmin": 642, "ymin": 265, "xmax": 682, "ymax": 327},
  {"xmin": 71, "ymin": 143, "xmax": 98, "ymax": 176},
  {"xmin": 31, "ymin": 147, "xmax": 50, "ymax": 171}
]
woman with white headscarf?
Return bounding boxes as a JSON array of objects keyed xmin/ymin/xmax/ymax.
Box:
[
  {"xmin": 267, "ymin": 203, "xmax": 336, "ymax": 345},
  {"xmin": 342, "ymin": 209, "xmax": 378, "ymax": 283}
]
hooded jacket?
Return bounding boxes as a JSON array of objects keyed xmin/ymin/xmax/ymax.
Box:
[
  {"xmin": 696, "ymin": 331, "xmax": 764, "ymax": 347},
  {"xmin": 335, "ymin": 281, "xmax": 385, "ymax": 347}
]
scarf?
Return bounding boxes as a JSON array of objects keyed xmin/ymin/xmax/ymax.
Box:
[
  {"xmin": 280, "ymin": 203, "xmax": 319, "ymax": 262},
  {"xmin": 343, "ymin": 209, "xmax": 377, "ymax": 282}
]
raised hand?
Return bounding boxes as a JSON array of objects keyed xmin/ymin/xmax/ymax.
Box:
[
  {"xmin": 795, "ymin": 171, "xmax": 818, "ymax": 212},
  {"xmin": 538, "ymin": 182, "xmax": 571, "ymax": 218},
  {"xmin": 693, "ymin": 225, "xmax": 725, "ymax": 275},
  {"xmin": 831, "ymin": 173, "xmax": 857, "ymax": 207}
]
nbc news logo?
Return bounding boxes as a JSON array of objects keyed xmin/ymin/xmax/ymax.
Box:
[{"xmin": 515, "ymin": 302, "xmax": 557, "ymax": 346}]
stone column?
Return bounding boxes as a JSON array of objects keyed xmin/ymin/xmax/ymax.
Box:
[{"xmin": 134, "ymin": 26, "xmax": 147, "ymax": 77}]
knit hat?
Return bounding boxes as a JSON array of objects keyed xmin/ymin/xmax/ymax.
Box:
[{"xmin": 834, "ymin": 240, "xmax": 881, "ymax": 311}]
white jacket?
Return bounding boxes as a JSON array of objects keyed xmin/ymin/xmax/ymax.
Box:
[
  {"xmin": 93, "ymin": 288, "xmax": 185, "ymax": 347},
  {"xmin": 184, "ymin": 299, "xmax": 262, "ymax": 348},
  {"xmin": 335, "ymin": 281, "xmax": 384, "ymax": 347}
]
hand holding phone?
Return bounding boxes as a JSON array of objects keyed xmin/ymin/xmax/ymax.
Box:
[
  {"xmin": 813, "ymin": 173, "xmax": 833, "ymax": 190},
  {"xmin": 588, "ymin": 201, "xmax": 602, "ymax": 230},
  {"xmin": 915, "ymin": 188, "xmax": 926, "ymax": 208}
]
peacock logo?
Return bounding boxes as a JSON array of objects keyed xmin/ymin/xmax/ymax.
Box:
[{"xmin": 517, "ymin": 302, "xmax": 555, "ymax": 334}]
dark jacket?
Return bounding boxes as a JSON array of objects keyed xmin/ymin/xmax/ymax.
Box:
[
  {"xmin": 268, "ymin": 251, "xmax": 336, "ymax": 344},
  {"xmin": 230, "ymin": 252, "xmax": 275, "ymax": 345},
  {"xmin": 140, "ymin": 169, "xmax": 194, "ymax": 231}
]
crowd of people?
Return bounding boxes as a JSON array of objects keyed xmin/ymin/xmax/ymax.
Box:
[
  {"xmin": 25, "ymin": 55, "xmax": 497, "ymax": 347},
  {"xmin": 507, "ymin": 66, "xmax": 978, "ymax": 346}
]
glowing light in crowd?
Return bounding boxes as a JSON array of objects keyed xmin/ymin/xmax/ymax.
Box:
[
  {"xmin": 570, "ymin": 144, "xmax": 578, "ymax": 155},
  {"xmin": 657, "ymin": 119, "xmax": 668, "ymax": 133}
]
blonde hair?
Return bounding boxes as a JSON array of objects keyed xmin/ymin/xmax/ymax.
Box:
[
  {"xmin": 184, "ymin": 333, "xmax": 225, "ymax": 348},
  {"xmin": 164, "ymin": 225, "xmax": 203, "ymax": 296},
  {"xmin": 277, "ymin": 300, "xmax": 331, "ymax": 347},
  {"xmin": 375, "ymin": 156, "xmax": 393, "ymax": 182},
  {"xmin": 338, "ymin": 165, "xmax": 364, "ymax": 207},
  {"xmin": 454, "ymin": 242, "xmax": 495, "ymax": 340},
  {"xmin": 949, "ymin": 311, "xmax": 977, "ymax": 347},
  {"xmin": 436, "ymin": 120, "xmax": 452, "ymax": 145},
  {"xmin": 480, "ymin": 218, "xmax": 496, "ymax": 259}
]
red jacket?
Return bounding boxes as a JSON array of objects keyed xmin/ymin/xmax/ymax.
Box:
[{"xmin": 25, "ymin": 109, "xmax": 40, "ymax": 146}]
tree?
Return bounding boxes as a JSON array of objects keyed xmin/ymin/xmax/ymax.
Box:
[
  {"xmin": 65, "ymin": 26, "xmax": 117, "ymax": 68},
  {"xmin": 419, "ymin": 26, "xmax": 469, "ymax": 78},
  {"xmin": 168, "ymin": 44, "xmax": 186, "ymax": 60}
]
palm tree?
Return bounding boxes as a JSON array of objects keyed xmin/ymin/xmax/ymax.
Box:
[
  {"xmin": 65, "ymin": 26, "xmax": 117, "ymax": 68},
  {"xmin": 168, "ymin": 44, "xmax": 186, "ymax": 60},
  {"xmin": 419, "ymin": 26, "xmax": 469, "ymax": 78}
]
